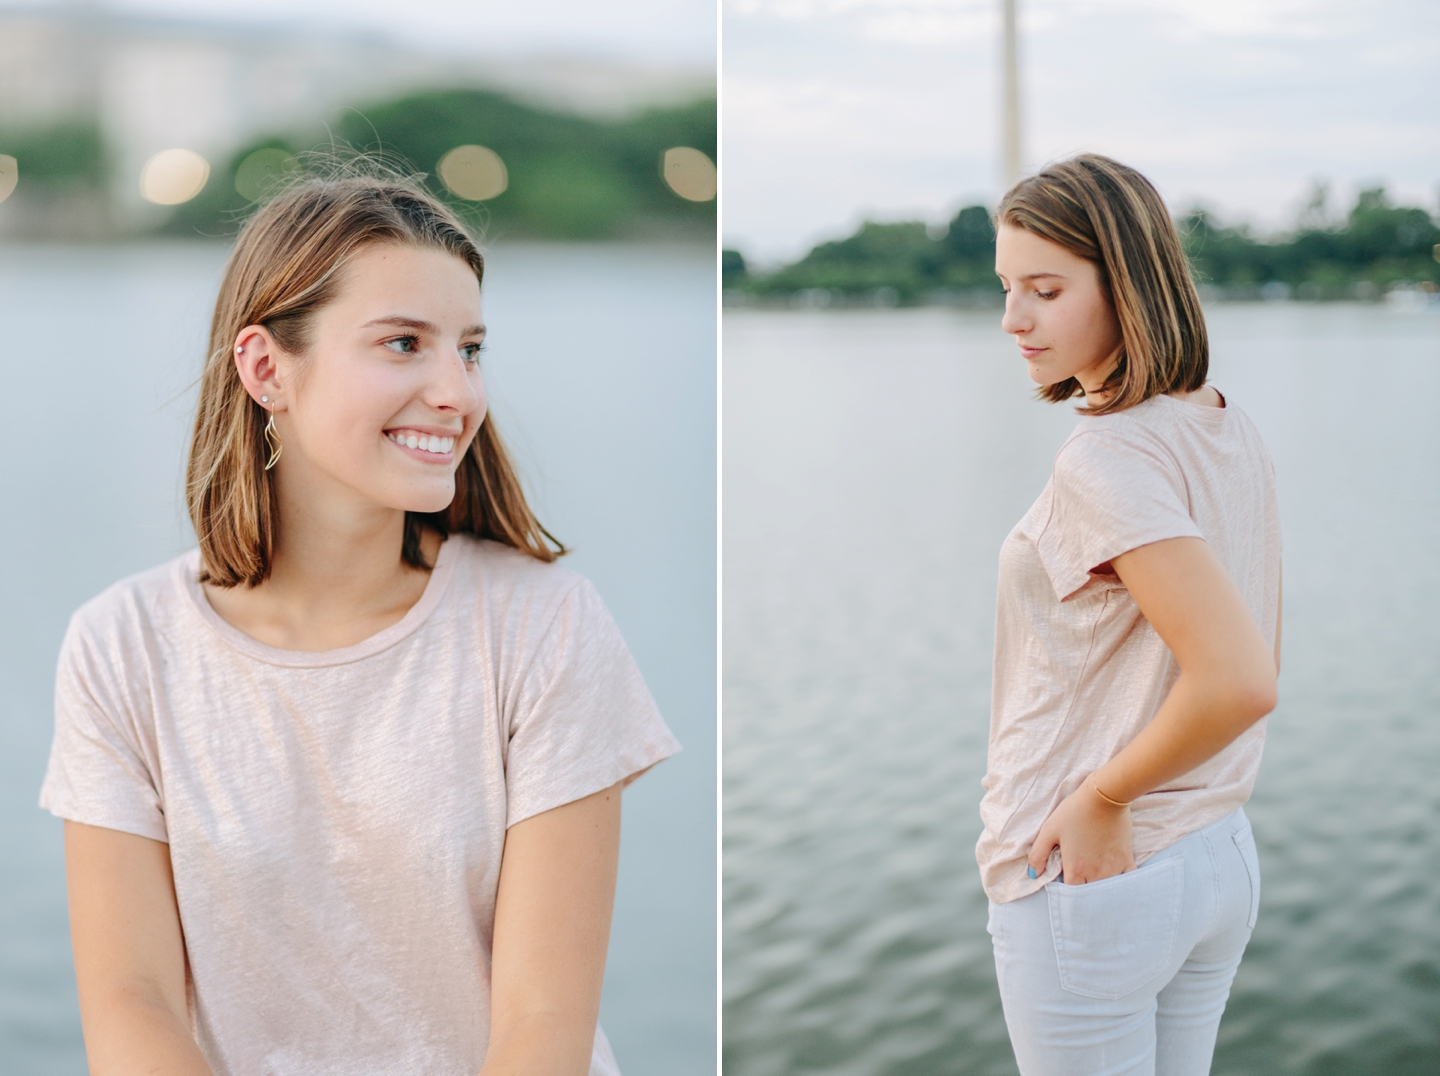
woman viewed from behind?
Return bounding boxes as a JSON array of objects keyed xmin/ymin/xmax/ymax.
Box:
[
  {"xmin": 42, "ymin": 169, "xmax": 678, "ymax": 1075},
  {"xmin": 979, "ymin": 155, "xmax": 1281, "ymax": 1075}
]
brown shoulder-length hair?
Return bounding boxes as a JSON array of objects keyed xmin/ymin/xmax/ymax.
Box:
[
  {"xmin": 996, "ymin": 154, "xmax": 1208, "ymax": 414},
  {"xmin": 188, "ymin": 168, "xmax": 565, "ymax": 588}
]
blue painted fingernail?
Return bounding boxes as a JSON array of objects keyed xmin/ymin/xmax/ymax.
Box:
[{"xmin": 1028, "ymin": 866, "xmax": 1037, "ymax": 879}]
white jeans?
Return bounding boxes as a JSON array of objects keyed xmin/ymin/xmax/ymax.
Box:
[{"xmin": 987, "ymin": 808, "xmax": 1260, "ymax": 1076}]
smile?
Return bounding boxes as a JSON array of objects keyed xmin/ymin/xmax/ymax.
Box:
[{"xmin": 386, "ymin": 430, "xmax": 456, "ymax": 455}]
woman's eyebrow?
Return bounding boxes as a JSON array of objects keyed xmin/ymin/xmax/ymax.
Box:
[
  {"xmin": 362, "ymin": 316, "xmax": 486, "ymax": 337},
  {"xmin": 1019, "ymin": 272, "xmax": 1066, "ymax": 282},
  {"xmin": 363, "ymin": 315, "xmax": 437, "ymax": 333}
]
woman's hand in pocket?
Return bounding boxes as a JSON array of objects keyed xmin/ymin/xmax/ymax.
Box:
[{"xmin": 1029, "ymin": 777, "xmax": 1136, "ymax": 885}]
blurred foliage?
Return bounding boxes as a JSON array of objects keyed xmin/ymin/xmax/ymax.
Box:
[
  {"xmin": 0, "ymin": 121, "xmax": 106, "ymax": 187},
  {"xmin": 161, "ymin": 89, "xmax": 716, "ymax": 241},
  {"xmin": 1182, "ymin": 187, "xmax": 1440, "ymax": 290},
  {"xmin": 733, "ymin": 190, "xmax": 1440, "ymax": 303},
  {"xmin": 722, "ymin": 248, "xmax": 747, "ymax": 289},
  {"xmin": 732, "ymin": 206, "xmax": 1001, "ymax": 304}
]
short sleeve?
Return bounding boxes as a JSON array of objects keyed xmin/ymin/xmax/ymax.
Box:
[
  {"xmin": 505, "ymin": 580, "xmax": 681, "ymax": 827},
  {"xmin": 39, "ymin": 618, "xmax": 168, "ymax": 842},
  {"xmin": 1036, "ymin": 428, "xmax": 1204, "ymax": 601}
]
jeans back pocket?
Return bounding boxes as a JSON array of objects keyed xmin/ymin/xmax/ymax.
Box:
[{"xmin": 1047, "ymin": 855, "xmax": 1186, "ymax": 1000}]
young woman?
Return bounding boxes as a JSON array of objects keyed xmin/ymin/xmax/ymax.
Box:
[
  {"xmin": 41, "ymin": 173, "xmax": 679, "ymax": 1076},
  {"xmin": 978, "ymin": 155, "xmax": 1281, "ymax": 1075}
]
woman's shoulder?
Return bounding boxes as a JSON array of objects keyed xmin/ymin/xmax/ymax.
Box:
[
  {"xmin": 59, "ymin": 553, "xmax": 200, "ymax": 686},
  {"xmin": 1055, "ymin": 392, "xmax": 1231, "ymax": 471},
  {"xmin": 445, "ymin": 537, "xmax": 624, "ymax": 662},
  {"xmin": 1054, "ymin": 407, "xmax": 1171, "ymax": 475},
  {"xmin": 69, "ymin": 551, "xmax": 198, "ymax": 640},
  {"xmin": 446, "ymin": 535, "xmax": 592, "ymax": 611}
]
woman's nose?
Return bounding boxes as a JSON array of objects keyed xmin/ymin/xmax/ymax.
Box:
[
  {"xmin": 428, "ymin": 352, "xmax": 483, "ymax": 415},
  {"xmin": 1001, "ymin": 296, "xmax": 1028, "ymax": 336}
]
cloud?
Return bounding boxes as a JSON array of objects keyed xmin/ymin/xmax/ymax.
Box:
[
  {"xmin": 1053, "ymin": 0, "xmax": 1330, "ymax": 38},
  {"xmin": 860, "ymin": 9, "xmax": 994, "ymax": 44},
  {"xmin": 727, "ymin": 0, "xmax": 989, "ymax": 19},
  {"xmin": 725, "ymin": 0, "xmax": 1371, "ymax": 40}
]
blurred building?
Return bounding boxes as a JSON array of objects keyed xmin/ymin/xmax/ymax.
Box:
[{"xmin": 0, "ymin": 0, "xmax": 713, "ymax": 235}]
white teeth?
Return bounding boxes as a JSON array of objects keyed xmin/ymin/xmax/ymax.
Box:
[{"xmin": 389, "ymin": 432, "xmax": 455, "ymax": 454}]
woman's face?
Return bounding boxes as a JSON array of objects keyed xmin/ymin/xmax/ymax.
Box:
[
  {"xmin": 995, "ymin": 224, "xmax": 1123, "ymax": 394},
  {"xmin": 247, "ymin": 243, "xmax": 488, "ymax": 516}
]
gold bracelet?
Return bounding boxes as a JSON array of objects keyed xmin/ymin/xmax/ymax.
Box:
[{"xmin": 1089, "ymin": 775, "xmax": 1133, "ymax": 808}]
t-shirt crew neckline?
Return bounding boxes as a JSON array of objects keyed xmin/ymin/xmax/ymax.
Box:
[{"xmin": 178, "ymin": 538, "xmax": 459, "ymax": 668}]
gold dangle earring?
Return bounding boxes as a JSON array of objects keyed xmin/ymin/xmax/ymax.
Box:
[{"xmin": 261, "ymin": 397, "xmax": 282, "ymax": 470}]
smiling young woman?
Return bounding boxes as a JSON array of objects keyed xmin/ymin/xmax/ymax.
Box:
[
  {"xmin": 980, "ymin": 155, "xmax": 1281, "ymax": 1075},
  {"xmin": 40, "ymin": 173, "xmax": 679, "ymax": 1076}
]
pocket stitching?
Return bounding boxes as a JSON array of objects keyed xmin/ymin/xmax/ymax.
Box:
[{"xmin": 1231, "ymin": 828, "xmax": 1261, "ymax": 929}]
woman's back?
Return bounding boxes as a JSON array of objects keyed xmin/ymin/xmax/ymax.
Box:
[{"xmin": 979, "ymin": 392, "xmax": 1281, "ymax": 901}]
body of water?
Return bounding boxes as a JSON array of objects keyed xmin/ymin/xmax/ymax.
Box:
[
  {"xmin": 723, "ymin": 303, "xmax": 1440, "ymax": 1075},
  {"xmin": 0, "ymin": 240, "xmax": 716, "ymax": 1075}
]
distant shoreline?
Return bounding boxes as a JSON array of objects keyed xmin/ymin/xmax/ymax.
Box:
[
  {"xmin": 725, "ymin": 190, "xmax": 1440, "ymax": 311},
  {"xmin": 723, "ymin": 281, "xmax": 1440, "ymax": 312}
]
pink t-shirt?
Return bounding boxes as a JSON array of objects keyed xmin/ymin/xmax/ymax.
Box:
[
  {"xmin": 977, "ymin": 392, "xmax": 1281, "ymax": 903},
  {"xmin": 41, "ymin": 535, "xmax": 680, "ymax": 1075}
]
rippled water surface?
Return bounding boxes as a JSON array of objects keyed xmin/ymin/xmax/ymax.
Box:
[
  {"xmin": 723, "ymin": 303, "xmax": 1440, "ymax": 1075},
  {"xmin": 0, "ymin": 241, "xmax": 716, "ymax": 1075}
]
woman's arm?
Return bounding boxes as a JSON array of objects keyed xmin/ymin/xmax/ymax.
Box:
[
  {"xmin": 1028, "ymin": 537, "xmax": 1278, "ymax": 884},
  {"xmin": 64, "ymin": 821, "xmax": 214, "ymax": 1075},
  {"xmin": 482, "ymin": 781, "xmax": 623, "ymax": 1076}
]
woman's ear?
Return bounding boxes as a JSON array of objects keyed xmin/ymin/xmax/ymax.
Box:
[{"xmin": 233, "ymin": 326, "xmax": 286, "ymax": 410}]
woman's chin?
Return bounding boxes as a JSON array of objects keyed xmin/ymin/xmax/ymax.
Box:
[
  {"xmin": 387, "ymin": 481, "xmax": 457, "ymax": 516},
  {"xmin": 1029, "ymin": 362, "xmax": 1078, "ymax": 389}
]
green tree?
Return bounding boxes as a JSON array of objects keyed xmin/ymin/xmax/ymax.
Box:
[
  {"xmin": 0, "ymin": 121, "xmax": 106, "ymax": 187},
  {"xmin": 157, "ymin": 89, "xmax": 715, "ymax": 241},
  {"xmin": 722, "ymin": 249, "xmax": 748, "ymax": 288},
  {"xmin": 742, "ymin": 188, "xmax": 1439, "ymax": 303}
]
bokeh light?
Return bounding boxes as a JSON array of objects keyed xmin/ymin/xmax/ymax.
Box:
[
  {"xmin": 139, "ymin": 149, "xmax": 210, "ymax": 206},
  {"xmin": 662, "ymin": 147, "xmax": 716, "ymax": 202},
  {"xmin": 0, "ymin": 155, "xmax": 16, "ymax": 205},
  {"xmin": 235, "ymin": 148, "xmax": 299, "ymax": 203},
  {"xmin": 437, "ymin": 145, "xmax": 508, "ymax": 201}
]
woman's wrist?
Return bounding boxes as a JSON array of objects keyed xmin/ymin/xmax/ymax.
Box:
[{"xmin": 1086, "ymin": 771, "xmax": 1132, "ymax": 809}]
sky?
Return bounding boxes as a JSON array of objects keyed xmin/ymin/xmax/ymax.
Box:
[
  {"xmin": 723, "ymin": 0, "xmax": 1440, "ymax": 264},
  {"xmin": 23, "ymin": 0, "xmax": 717, "ymax": 62}
]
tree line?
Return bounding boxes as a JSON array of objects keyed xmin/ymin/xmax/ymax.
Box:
[
  {"xmin": 726, "ymin": 188, "xmax": 1440, "ymax": 303},
  {"xmin": 1, "ymin": 89, "xmax": 715, "ymax": 240}
]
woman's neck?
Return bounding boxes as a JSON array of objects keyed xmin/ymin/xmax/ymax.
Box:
[
  {"xmin": 1075, "ymin": 347, "xmax": 1123, "ymax": 407},
  {"xmin": 1167, "ymin": 384, "xmax": 1224, "ymax": 408},
  {"xmin": 202, "ymin": 479, "xmax": 440, "ymax": 652}
]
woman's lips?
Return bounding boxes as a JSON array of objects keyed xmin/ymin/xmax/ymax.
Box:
[{"xmin": 1019, "ymin": 345, "xmax": 1047, "ymax": 359}]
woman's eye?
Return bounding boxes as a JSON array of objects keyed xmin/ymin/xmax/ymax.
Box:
[
  {"xmin": 460, "ymin": 343, "xmax": 487, "ymax": 365},
  {"xmin": 383, "ymin": 336, "xmax": 418, "ymax": 354},
  {"xmin": 1037, "ymin": 290, "xmax": 1058, "ymax": 300}
]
